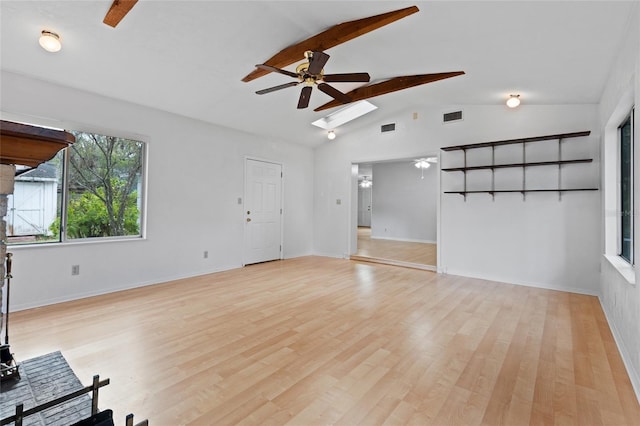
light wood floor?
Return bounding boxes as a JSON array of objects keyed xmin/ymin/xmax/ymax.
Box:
[
  {"xmin": 355, "ymin": 227, "xmax": 437, "ymax": 268},
  {"xmin": 7, "ymin": 257, "xmax": 640, "ymax": 425}
]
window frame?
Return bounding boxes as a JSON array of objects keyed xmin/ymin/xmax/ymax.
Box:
[
  {"xmin": 7, "ymin": 126, "xmax": 148, "ymax": 246},
  {"xmin": 619, "ymin": 109, "xmax": 634, "ymax": 264}
]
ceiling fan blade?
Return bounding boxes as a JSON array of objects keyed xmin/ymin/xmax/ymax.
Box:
[
  {"xmin": 322, "ymin": 73, "xmax": 371, "ymax": 83},
  {"xmin": 317, "ymin": 83, "xmax": 351, "ymax": 104},
  {"xmin": 307, "ymin": 51, "xmax": 330, "ymax": 75},
  {"xmin": 256, "ymin": 81, "xmax": 300, "ymax": 95},
  {"xmin": 256, "ymin": 64, "xmax": 299, "ymax": 79},
  {"xmin": 103, "ymin": 0, "xmax": 139, "ymax": 27},
  {"xmin": 314, "ymin": 71, "xmax": 465, "ymax": 112},
  {"xmin": 242, "ymin": 5, "xmax": 419, "ymax": 82},
  {"xmin": 297, "ymin": 86, "xmax": 313, "ymax": 109}
]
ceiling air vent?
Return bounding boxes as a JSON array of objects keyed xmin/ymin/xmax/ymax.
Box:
[
  {"xmin": 443, "ymin": 110, "xmax": 463, "ymax": 123},
  {"xmin": 381, "ymin": 123, "xmax": 396, "ymax": 132}
]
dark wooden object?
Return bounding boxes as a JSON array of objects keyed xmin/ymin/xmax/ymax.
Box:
[
  {"xmin": 440, "ymin": 131, "xmax": 597, "ymax": 198},
  {"xmin": 441, "ymin": 131, "xmax": 591, "ymax": 151},
  {"xmin": 314, "ymin": 72, "xmax": 465, "ymax": 111},
  {"xmin": 103, "ymin": 0, "xmax": 139, "ymax": 27},
  {"xmin": 0, "ymin": 374, "xmax": 148, "ymax": 426},
  {"xmin": 445, "ymin": 189, "xmax": 598, "ymax": 195},
  {"xmin": 0, "ymin": 375, "xmax": 109, "ymax": 426},
  {"xmin": 0, "ymin": 120, "xmax": 75, "ymax": 168},
  {"xmin": 442, "ymin": 159, "xmax": 593, "ymax": 172},
  {"xmin": 242, "ymin": 6, "xmax": 419, "ymax": 82}
]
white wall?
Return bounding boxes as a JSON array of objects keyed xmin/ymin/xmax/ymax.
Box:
[
  {"xmin": 314, "ymin": 104, "xmax": 601, "ymax": 295},
  {"xmin": 1, "ymin": 71, "xmax": 314, "ymax": 311},
  {"xmin": 598, "ymin": 3, "xmax": 640, "ymax": 400},
  {"xmin": 370, "ymin": 161, "xmax": 437, "ymax": 242}
]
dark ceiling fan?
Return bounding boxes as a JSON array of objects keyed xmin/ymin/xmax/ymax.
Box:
[
  {"xmin": 242, "ymin": 5, "xmax": 419, "ymax": 83},
  {"xmin": 255, "ymin": 51, "xmax": 370, "ymax": 109},
  {"xmin": 243, "ymin": 5, "xmax": 465, "ymax": 111}
]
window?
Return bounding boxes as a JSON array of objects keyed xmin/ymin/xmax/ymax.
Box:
[
  {"xmin": 7, "ymin": 129, "xmax": 145, "ymax": 244},
  {"xmin": 620, "ymin": 111, "xmax": 634, "ymax": 263}
]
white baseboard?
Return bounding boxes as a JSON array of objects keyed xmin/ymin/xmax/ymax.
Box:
[
  {"xmin": 12, "ymin": 252, "xmax": 322, "ymax": 312},
  {"xmin": 370, "ymin": 236, "xmax": 436, "ymax": 244},
  {"xmin": 11, "ymin": 263, "xmax": 242, "ymax": 312},
  {"xmin": 283, "ymin": 250, "xmax": 313, "ymax": 260},
  {"xmin": 310, "ymin": 252, "xmax": 345, "ymax": 259},
  {"xmin": 599, "ymin": 297, "xmax": 640, "ymax": 404},
  {"xmin": 442, "ymin": 268, "xmax": 599, "ymax": 296}
]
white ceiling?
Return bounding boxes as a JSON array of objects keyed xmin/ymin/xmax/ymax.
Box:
[{"xmin": 1, "ymin": 1, "xmax": 637, "ymax": 147}]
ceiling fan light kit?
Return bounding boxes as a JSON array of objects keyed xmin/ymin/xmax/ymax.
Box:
[
  {"xmin": 39, "ymin": 30, "xmax": 61, "ymax": 52},
  {"xmin": 327, "ymin": 130, "xmax": 336, "ymax": 140},
  {"xmin": 255, "ymin": 50, "xmax": 369, "ymax": 109},
  {"xmin": 414, "ymin": 157, "xmax": 437, "ymax": 169},
  {"xmin": 360, "ymin": 177, "xmax": 372, "ymax": 188}
]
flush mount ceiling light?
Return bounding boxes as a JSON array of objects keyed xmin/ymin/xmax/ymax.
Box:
[
  {"xmin": 327, "ymin": 130, "xmax": 336, "ymax": 140},
  {"xmin": 506, "ymin": 94, "xmax": 521, "ymax": 108},
  {"xmin": 39, "ymin": 30, "xmax": 61, "ymax": 52}
]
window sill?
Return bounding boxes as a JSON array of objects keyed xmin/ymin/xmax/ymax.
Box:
[
  {"xmin": 7, "ymin": 236, "xmax": 145, "ymax": 250},
  {"xmin": 603, "ymin": 254, "xmax": 636, "ymax": 285}
]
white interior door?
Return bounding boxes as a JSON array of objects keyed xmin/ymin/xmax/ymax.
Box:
[
  {"xmin": 358, "ymin": 186, "xmax": 372, "ymax": 227},
  {"xmin": 243, "ymin": 159, "xmax": 282, "ymax": 265}
]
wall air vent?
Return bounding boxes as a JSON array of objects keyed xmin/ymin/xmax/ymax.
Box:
[
  {"xmin": 443, "ymin": 110, "xmax": 463, "ymax": 123},
  {"xmin": 381, "ymin": 123, "xmax": 396, "ymax": 132}
]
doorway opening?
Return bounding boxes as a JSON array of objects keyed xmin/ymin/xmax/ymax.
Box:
[{"xmin": 350, "ymin": 157, "xmax": 438, "ymax": 271}]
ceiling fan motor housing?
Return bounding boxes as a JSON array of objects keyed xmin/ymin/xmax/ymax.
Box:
[{"xmin": 296, "ymin": 62, "xmax": 323, "ymax": 86}]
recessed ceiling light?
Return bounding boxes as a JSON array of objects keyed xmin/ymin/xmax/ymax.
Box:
[
  {"xmin": 312, "ymin": 100, "xmax": 378, "ymax": 130},
  {"xmin": 39, "ymin": 30, "xmax": 61, "ymax": 53},
  {"xmin": 327, "ymin": 130, "xmax": 336, "ymax": 140},
  {"xmin": 506, "ymin": 94, "xmax": 521, "ymax": 108}
]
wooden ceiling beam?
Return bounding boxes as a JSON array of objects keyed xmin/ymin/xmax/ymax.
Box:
[
  {"xmin": 314, "ymin": 71, "xmax": 465, "ymax": 112},
  {"xmin": 242, "ymin": 6, "xmax": 419, "ymax": 82},
  {"xmin": 103, "ymin": 0, "xmax": 139, "ymax": 28}
]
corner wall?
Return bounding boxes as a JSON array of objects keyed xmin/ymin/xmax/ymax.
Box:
[
  {"xmin": 598, "ymin": 3, "xmax": 640, "ymax": 400},
  {"xmin": 0, "ymin": 71, "xmax": 314, "ymax": 311},
  {"xmin": 313, "ymin": 103, "xmax": 601, "ymax": 295}
]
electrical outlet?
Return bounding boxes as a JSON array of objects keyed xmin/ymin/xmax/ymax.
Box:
[
  {"xmin": 203, "ymin": 251, "xmax": 208, "ymax": 259},
  {"xmin": 71, "ymin": 265, "xmax": 80, "ymax": 275}
]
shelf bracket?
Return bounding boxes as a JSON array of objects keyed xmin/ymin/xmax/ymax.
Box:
[
  {"xmin": 491, "ymin": 146, "xmax": 495, "ymax": 201},
  {"xmin": 558, "ymin": 137, "xmax": 563, "ymax": 201},
  {"xmin": 463, "ymin": 148, "xmax": 467, "ymax": 202},
  {"xmin": 522, "ymin": 141, "xmax": 526, "ymax": 201}
]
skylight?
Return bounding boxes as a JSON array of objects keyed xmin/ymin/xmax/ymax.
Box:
[{"xmin": 311, "ymin": 101, "xmax": 377, "ymax": 130}]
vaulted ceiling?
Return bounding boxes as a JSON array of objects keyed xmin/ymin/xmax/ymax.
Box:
[{"xmin": 0, "ymin": 1, "xmax": 636, "ymax": 147}]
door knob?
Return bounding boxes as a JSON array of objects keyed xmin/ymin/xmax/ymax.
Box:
[
  {"xmin": 247, "ymin": 211, "xmax": 250, "ymax": 214},
  {"xmin": 246, "ymin": 218, "xmax": 252, "ymax": 222}
]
